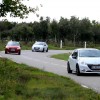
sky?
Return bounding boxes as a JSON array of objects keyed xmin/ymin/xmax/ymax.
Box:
[{"xmin": 0, "ymin": 0, "xmax": 100, "ymax": 23}]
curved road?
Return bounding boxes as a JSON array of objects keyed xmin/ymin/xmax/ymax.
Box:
[{"xmin": 0, "ymin": 50, "xmax": 100, "ymax": 93}]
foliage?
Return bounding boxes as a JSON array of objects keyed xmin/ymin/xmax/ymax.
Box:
[
  {"xmin": 50, "ymin": 19, "xmax": 59, "ymax": 42},
  {"xmin": 0, "ymin": 58, "xmax": 100, "ymax": 100},
  {"xmin": 0, "ymin": 40, "xmax": 67, "ymax": 51},
  {"xmin": 0, "ymin": 0, "xmax": 38, "ymax": 18},
  {"xmin": 0, "ymin": 16, "xmax": 100, "ymax": 47}
]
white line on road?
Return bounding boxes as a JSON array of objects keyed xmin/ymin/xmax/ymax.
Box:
[
  {"xmin": 21, "ymin": 55, "xmax": 66, "ymax": 68},
  {"xmin": 81, "ymin": 84, "xmax": 89, "ymax": 88}
]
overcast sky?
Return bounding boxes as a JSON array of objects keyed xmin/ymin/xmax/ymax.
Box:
[{"xmin": 0, "ymin": 0, "xmax": 100, "ymax": 23}]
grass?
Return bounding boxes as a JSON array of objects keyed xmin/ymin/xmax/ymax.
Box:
[
  {"xmin": 1, "ymin": 40, "xmax": 100, "ymax": 51},
  {"xmin": 0, "ymin": 58, "xmax": 100, "ymax": 100},
  {"xmin": 51, "ymin": 53, "xmax": 70, "ymax": 61},
  {"xmin": 0, "ymin": 40, "xmax": 79, "ymax": 51}
]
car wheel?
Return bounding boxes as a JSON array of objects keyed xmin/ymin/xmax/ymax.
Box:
[
  {"xmin": 18, "ymin": 51, "xmax": 21, "ymax": 55},
  {"xmin": 76, "ymin": 64, "xmax": 81, "ymax": 76},
  {"xmin": 5, "ymin": 50, "xmax": 7, "ymax": 54},
  {"xmin": 67, "ymin": 62, "xmax": 72, "ymax": 73},
  {"xmin": 42, "ymin": 48, "xmax": 44, "ymax": 52},
  {"xmin": 32, "ymin": 49, "xmax": 34, "ymax": 52},
  {"xmin": 46, "ymin": 48, "xmax": 48, "ymax": 52}
]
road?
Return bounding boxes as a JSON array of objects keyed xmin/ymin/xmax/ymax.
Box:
[{"xmin": 0, "ymin": 50, "xmax": 100, "ymax": 93}]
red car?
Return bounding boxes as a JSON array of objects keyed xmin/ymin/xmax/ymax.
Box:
[{"xmin": 5, "ymin": 41, "xmax": 21, "ymax": 55}]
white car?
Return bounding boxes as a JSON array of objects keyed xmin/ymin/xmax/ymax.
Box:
[
  {"xmin": 67, "ymin": 48, "xmax": 100, "ymax": 75},
  {"xmin": 32, "ymin": 41, "xmax": 48, "ymax": 52}
]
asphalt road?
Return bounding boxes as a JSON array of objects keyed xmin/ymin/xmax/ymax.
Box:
[{"xmin": 0, "ymin": 50, "xmax": 100, "ymax": 93}]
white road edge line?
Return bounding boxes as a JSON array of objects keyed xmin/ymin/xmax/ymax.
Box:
[
  {"xmin": 0, "ymin": 55, "xmax": 2, "ymax": 57},
  {"xmin": 22, "ymin": 55, "xmax": 66, "ymax": 68},
  {"xmin": 81, "ymin": 84, "xmax": 89, "ymax": 88}
]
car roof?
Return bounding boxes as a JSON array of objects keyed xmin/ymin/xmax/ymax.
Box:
[
  {"xmin": 35, "ymin": 41, "xmax": 46, "ymax": 43},
  {"xmin": 36, "ymin": 41, "xmax": 45, "ymax": 43},
  {"xmin": 8, "ymin": 40, "xmax": 19, "ymax": 43},
  {"xmin": 75, "ymin": 48, "xmax": 99, "ymax": 51}
]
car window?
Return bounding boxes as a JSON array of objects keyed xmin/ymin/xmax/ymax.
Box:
[
  {"xmin": 79, "ymin": 50, "xmax": 100, "ymax": 57},
  {"xmin": 7, "ymin": 42, "xmax": 20, "ymax": 46},
  {"xmin": 72, "ymin": 51, "xmax": 78, "ymax": 58},
  {"xmin": 35, "ymin": 42, "xmax": 44, "ymax": 45},
  {"xmin": 44, "ymin": 43, "xmax": 45, "ymax": 45}
]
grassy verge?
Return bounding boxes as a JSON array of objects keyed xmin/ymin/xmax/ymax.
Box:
[
  {"xmin": 0, "ymin": 58, "xmax": 100, "ymax": 100},
  {"xmin": 0, "ymin": 40, "xmax": 77, "ymax": 51},
  {"xmin": 51, "ymin": 53, "xmax": 70, "ymax": 61}
]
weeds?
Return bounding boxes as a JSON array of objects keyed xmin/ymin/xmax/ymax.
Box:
[{"xmin": 0, "ymin": 58, "xmax": 100, "ymax": 100}]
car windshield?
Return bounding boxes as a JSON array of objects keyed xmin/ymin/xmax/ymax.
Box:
[
  {"xmin": 7, "ymin": 42, "xmax": 20, "ymax": 46},
  {"xmin": 35, "ymin": 42, "xmax": 44, "ymax": 45},
  {"xmin": 79, "ymin": 49, "xmax": 100, "ymax": 57}
]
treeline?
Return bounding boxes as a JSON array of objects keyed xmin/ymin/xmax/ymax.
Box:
[{"xmin": 0, "ymin": 16, "xmax": 100, "ymax": 46}]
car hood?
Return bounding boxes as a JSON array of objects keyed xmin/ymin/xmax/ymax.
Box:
[
  {"xmin": 79, "ymin": 57, "xmax": 100, "ymax": 64},
  {"xmin": 32, "ymin": 45, "xmax": 43, "ymax": 47},
  {"xmin": 6, "ymin": 46, "xmax": 20, "ymax": 48}
]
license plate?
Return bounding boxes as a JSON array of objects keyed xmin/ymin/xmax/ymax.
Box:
[
  {"xmin": 11, "ymin": 49, "xmax": 15, "ymax": 51},
  {"xmin": 92, "ymin": 66, "xmax": 100, "ymax": 69}
]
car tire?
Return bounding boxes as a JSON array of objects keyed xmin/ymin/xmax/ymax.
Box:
[
  {"xmin": 5, "ymin": 50, "xmax": 7, "ymax": 54},
  {"xmin": 67, "ymin": 62, "xmax": 72, "ymax": 73},
  {"xmin": 76, "ymin": 64, "xmax": 81, "ymax": 76},
  {"xmin": 46, "ymin": 48, "xmax": 48, "ymax": 52},
  {"xmin": 18, "ymin": 51, "xmax": 21, "ymax": 55},
  {"xmin": 42, "ymin": 48, "xmax": 44, "ymax": 52},
  {"xmin": 32, "ymin": 49, "xmax": 34, "ymax": 52}
]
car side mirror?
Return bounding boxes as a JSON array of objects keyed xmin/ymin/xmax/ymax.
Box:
[{"xmin": 72, "ymin": 55, "xmax": 77, "ymax": 59}]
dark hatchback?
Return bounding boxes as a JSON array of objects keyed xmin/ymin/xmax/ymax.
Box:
[{"xmin": 5, "ymin": 41, "xmax": 21, "ymax": 55}]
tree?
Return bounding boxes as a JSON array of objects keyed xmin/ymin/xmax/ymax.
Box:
[
  {"xmin": 92, "ymin": 20, "xmax": 100, "ymax": 44},
  {"xmin": 59, "ymin": 17, "xmax": 70, "ymax": 44},
  {"xmin": 50, "ymin": 19, "xmax": 59, "ymax": 42},
  {"xmin": 32, "ymin": 21, "xmax": 41, "ymax": 40},
  {"xmin": 0, "ymin": 0, "xmax": 38, "ymax": 18},
  {"xmin": 10, "ymin": 23, "xmax": 33, "ymax": 41},
  {"xmin": 69, "ymin": 16, "xmax": 80, "ymax": 46},
  {"xmin": 39, "ymin": 17, "xmax": 49, "ymax": 41},
  {"xmin": 0, "ymin": 20, "xmax": 16, "ymax": 39},
  {"xmin": 79, "ymin": 18, "xmax": 93, "ymax": 42}
]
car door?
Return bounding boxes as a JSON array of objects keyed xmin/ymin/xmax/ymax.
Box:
[{"xmin": 69, "ymin": 50, "xmax": 78, "ymax": 71}]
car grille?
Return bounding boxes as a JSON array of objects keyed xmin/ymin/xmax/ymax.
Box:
[
  {"xmin": 88, "ymin": 64, "xmax": 100, "ymax": 70},
  {"xmin": 34, "ymin": 47, "xmax": 40, "ymax": 50},
  {"xmin": 9, "ymin": 48, "xmax": 17, "ymax": 51}
]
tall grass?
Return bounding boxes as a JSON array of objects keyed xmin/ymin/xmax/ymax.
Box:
[
  {"xmin": 0, "ymin": 58, "xmax": 100, "ymax": 100},
  {"xmin": 51, "ymin": 53, "xmax": 70, "ymax": 61}
]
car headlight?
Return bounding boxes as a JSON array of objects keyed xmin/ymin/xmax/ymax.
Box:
[
  {"xmin": 80, "ymin": 61, "xmax": 87, "ymax": 65},
  {"xmin": 17, "ymin": 47, "xmax": 20, "ymax": 50},
  {"xmin": 5, "ymin": 47, "xmax": 9, "ymax": 49}
]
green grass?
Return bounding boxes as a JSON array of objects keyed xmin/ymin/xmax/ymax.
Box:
[
  {"xmin": 51, "ymin": 53, "xmax": 70, "ymax": 61},
  {"xmin": 0, "ymin": 58, "xmax": 100, "ymax": 100},
  {"xmin": 0, "ymin": 40, "xmax": 66, "ymax": 50},
  {"xmin": 0, "ymin": 40, "xmax": 78, "ymax": 51},
  {"xmin": 1, "ymin": 40, "xmax": 100, "ymax": 51}
]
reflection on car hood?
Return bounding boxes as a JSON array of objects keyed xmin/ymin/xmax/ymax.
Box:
[
  {"xmin": 32, "ymin": 45, "xmax": 43, "ymax": 47},
  {"xmin": 79, "ymin": 57, "xmax": 100, "ymax": 64},
  {"xmin": 6, "ymin": 46, "xmax": 20, "ymax": 48}
]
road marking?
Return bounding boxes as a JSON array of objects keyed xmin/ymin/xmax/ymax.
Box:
[
  {"xmin": 81, "ymin": 84, "xmax": 89, "ymax": 88},
  {"xmin": 21, "ymin": 55, "xmax": 66, "ymax": 68},
  {"xmin": 0, "ymin": 55, "xmax": 2, "ymax": 57}
]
